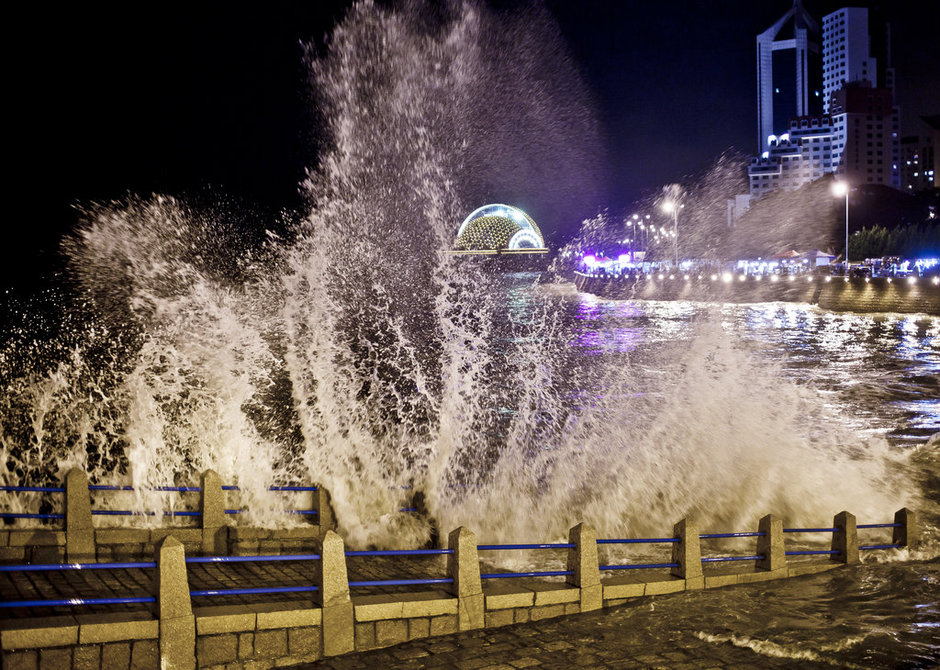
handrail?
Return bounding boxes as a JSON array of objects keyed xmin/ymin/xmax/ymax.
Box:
[
  {"xmin": 349, "ymin": 578, "xmax": 454, "ymax": 587},
  {"xmin": 345, "ymin": 549, "xmax": 453, "ymax": 557},
  {"xmin": 599, "ymin": 562, "xmax": 679, "ymax": 570},
  {"xmin": 186, "ymin": 554, "xmax": 320, "ymax": 564},
  {"xmin": 699, "ymin": 532, "xmax": 765, "ymax": 539},
  {"xmin": 481, "ymin": 570, "xmax": 574, "ymax": 579},
  {"xmin": 701, "ymin": 555, "xmax": 764, "ymax": 563},
  {"xmin": 477, "ymin": 543, "xmax": 575, "ymax": 551},
  {"xmin": 0, "ymin": 486, "xmax": 65, "ymax": 493},
  {"xmin": 0, "ymin": 561, "xmax": 157, "ymax": 572},
  {"xmin": 597, "ymin": 538, "xmax": 679, "ymax": 544},
  {"xmin": 191, "ymin": 586, "xmax": 318, "ymax": 597},
  {"xmin": 783, "ymin": 527, "xmax": 839, "ymax": 533},
  {"xmin": 0, "ymin": 596, "xmax": 155, "ymax": 608}
]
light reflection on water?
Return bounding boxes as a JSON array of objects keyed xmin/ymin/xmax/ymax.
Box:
[{"xmin": 565, "ymin": 293, "xmax": 940, "ymax": 444}]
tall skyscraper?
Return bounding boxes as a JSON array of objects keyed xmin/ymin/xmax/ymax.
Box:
[
  {"xmin": 823, "ymin": 7, "xmax": 899, "ymax": 188},
  {"xmin": 756, "ymin": 0, "xmax": 822, "ymax": 151}
]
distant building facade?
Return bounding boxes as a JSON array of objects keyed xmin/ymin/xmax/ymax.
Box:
[
  {"xmin": 899, "ymin": 136, "xmax": 935, "ymax": 192},
  {"xmin": 744, "ymin": 3, "xmax": 900, "ymax": 199},
  {"xmin": 755, "ymin": 0, "xmax": 822, "ymax": 153}
]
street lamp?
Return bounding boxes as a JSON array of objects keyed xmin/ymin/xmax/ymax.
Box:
[
  {"xmin": 662, "ymin": 201, "xmax": 679, "ymax": 267},
  {"xmin": 832, "ymin": 181, "xmax": 849, "ymax": 273},
  {"xmin": 630, "ymin": 213, "xmax": 639, "ymax": 261}
]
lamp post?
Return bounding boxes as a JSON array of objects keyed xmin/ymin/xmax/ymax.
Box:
[
  {"xmin": 832, "ymin": 181, "xmax": 849, "ymax": 274},
  {"xmin": 662, "ymin": 201, "xmax": 679, "ymax": 267}
]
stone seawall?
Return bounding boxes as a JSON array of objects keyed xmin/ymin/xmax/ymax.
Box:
[{"xmin": 573, "ymin": 273, "xmax": 940, "ymax": 316}]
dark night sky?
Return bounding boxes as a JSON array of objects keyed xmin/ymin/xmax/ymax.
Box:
[{"xmin": 6, "ymin": 1, "xmax": 939, "ymax": 288}]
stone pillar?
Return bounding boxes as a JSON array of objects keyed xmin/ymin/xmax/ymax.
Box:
[
  {"xmin": 756, "ymin": 514, "xmax": 784, "ymax": 572},
  {"xmin": 65, "ymin": 469, "xmax": 95, "ymax": 561},
  {"xmin": 670, "ymin": 518, "xmax": 702, "ymax": 581},
  {"xmin": 831, "ymin": 511, "xmax": 859, "ymax": 564},
  {"xmin": 316, "ymin": 530, "xmax": 353, "ymax": 656},
  {"xmin": 200, "ymin": 470, "xmax": 226, "ymax": 555},
  {"xmin": 315, "ymin": 485, "xmax": 336, "ymax": 533},
  {"xmin": 446, "ymin": 527, "xmax": 484, "ymax": 631},
  {"xmin": 566, "ymin": 523, "xmax": 601, "ymax": 612},
  {"xmin": 893, "ymin": 508, "xmax": 919, "ymax": 548},
  {"xmin": 157, "ymin": 536, "xmax": 196, "ymax": 670}
]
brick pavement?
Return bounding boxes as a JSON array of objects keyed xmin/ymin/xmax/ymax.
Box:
[{"xmin": 295, "ymin": 589, "xmax": 834, "ymax": 670}]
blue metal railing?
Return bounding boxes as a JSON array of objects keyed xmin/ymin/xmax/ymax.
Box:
[
  {"xmin": 349, "ymin": 578, "xmax": 454, "ymax": 587},
  {"xmin": 784, "ymin": 527, "xmax": 839, "ymax": 533},
  {"xmin": 345, "ymin": 549, "xmax": 453, "ymax": 557},
  {"xmin": 481, "ymin": 570, "xmax": 574, "ymax": 579},
  {"xmin": 701, "ymin": 555, "xmax": 764, "ymax": 563},
  {"xmin": 859, "ymin": 544, "xmax": 901, "ymax": 550},
  {"xmin": 785, "ymin": 550, "xmax": 840, "ymax": 556},
  {"xmin": 186, "ymin": 554, "xmax": 321, "ymax": 564},
  {"xmin": 191, "ymin": 586, "xmax": 319, "ymax": 597},
  {"xmin": 597, "ymin": 538, "xmax": 679, "ymax": 544},
  {"xmin": 0, "ymin": 596, "xmax": 156, "ymax": 608},
  {"xmin": 477, "ymin": 543, "xmax": 575, "ymax": 551},
  {"xmin": 699, "ymin": 532, "xmax": 765, "ymax": 539},
  {"xmin": 599, "ymin": 562, "xmax": 679, "ymax": 571},
  {"xmin": 0, "ymin": 561, "xmax": 157, "ymax": 572},
  {"xmin": 344, "ymin": 548, "xmax": 453, "ymax": 588},
  {"xmin": 0, "ymin": 486, "xmax": 65, "ymax": 493}
]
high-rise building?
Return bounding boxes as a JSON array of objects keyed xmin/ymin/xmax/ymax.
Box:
[
  {"xmin": 744, "ymin": 3, "xmax": 901, "ymax": 201},
  {"xmin": 756, "ymin": 0, "xmax": 822, "ymax": 152},
  {"xmin": 900, "ymin": 136, "xmax": 935, "ymax": 193},
  {"xmin": 822, "ymin": 7, "xmax": 893, "ymax": 113}
]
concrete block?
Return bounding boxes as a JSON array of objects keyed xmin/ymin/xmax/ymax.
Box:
[
  {"xmin": 200, "ymin": 470, "xmax": 225, "ymax": 545},
  {"xmin": 321, "ymin": 601, "xmax": 354, "ymax": 657},
  {"xmin": 602, "ymin": 582, "xmax": 644, "ymax": 600},
  {"xmin": 195, "ymin": 610, "xmax": 257, "ymax": 636},
  {"xmin": 446, "ymin": 526, "xmax": 484, "ymax": 631},
  {"xmin": 2, "ymin": 650, "xmax": 37, "ymax": 670},
  {"xmin": 354, "ymin": 596, "xmax": 404, "ymax": 622},
  {"xmin": 685, "ymin": 575, "xmax": 705, "ymax": 590},
  {"xmin": 606, "ymin": 598, "xmax": 627, "ymax": 607},
  {"xmin": 831, "ymin": 511, "xmax": 859, "ymax": 564},
  {"xmin": 66, "ymin": 469, "xmax": 95, "ymax": 561},
  {"xmin": 354, "ymin": 622, "xmax": 375, "ymax": 651},
  {"xmin": 530, "ymin": 605, "xmax": 564, "ymax": 621},
  {"xmin": 513, "ymin": 609, "xmax": 530, "ymax": 624},
  {"xmin": 375, "ymin": 619, "xmax": 408, "ymax": 646},
  {"xmin": 485, "ymin": 590, "xmax": 533, "ymax": 610},
  {"xmin": 756, "ymin": 514, "xmax": 784, "ymax": 571},
  {"xmin": 257, "ymin": 608, "xmax": 320, "ymax": 630},
  {"xmin": 315, "ymin": 486, "xmax": 336, "ymax": 532},
  {"xmin": 407, "ymin": 618, "xmax": 430, "ymax": 640},
  {"xmin": 101, "ymin": 642, "xmax": 130, "ymax": 670},
  {"xmin": 253, "ymin": 630, "xmax": 287, "ymax": 659},
  {"xmin": 789, "ymin": 562, "xmax": 839, "ymax": 577},
  {"xmin": 564, "ymin": 603, "xmax": 580, "ymax": 615},
  {"xmin": 737, "ymin": 569, "xmax": 786, "ymax": 584},
  {"xmin": 238, "ymin": 632, "xmax": 254, "ymax": 659},
  {"xmin": 73, "ymin": 645, "xmax": 101, "ymax": 670},
  {"xmin": 160, "ymin": 616, "xmax": 195, "ymax": 670},
  {"xmin": 288, "ymin": 627, "xmax": 321, "ymax": 658},
  {"xmin": 893, "ymin": 508, "xmax": 919, "ymax": 548},
  {"xmin": 485, "ymin": 609, "xmax": 514, "ymax": 628},
  {"xmin": 317, "ymin": 531, "xmax": 350, "ymax": 609},
  {"xmin": 429, "ymin": 615, "xmax": 458, "ymax": 636},
  {"xmin": 8, "ymin": 531, "xmax": 64, "ymax": 547},
  {"xmin": 78, "ymin": 617, "xmax": 158, "ymax": 644},
  {"xmin": 644, "ymin": 579, "xmax": 686, "ymax": 596},
  {"xmin": 38, "ymin": 647, "xmax": 71, "ymax": 670},
  {"xmin": 1, "ymin": 618, "xmax": 79, "ymax": 650},
  {"xmin": 566, "ymin": 523, "xmax": 601, "ymax": 612},
  {"xmin": 532, "ymin": 586, "xmax": 579, "ymax": 606},
  {"xmin": 158, "ymin": 536, "xmax": 193, "ymax": 620},
  {"xmin": 96, "ymin": 529, "xmax": 150, "ymax": 545},
  {"xmin": 197, "ymin": 634, "xmax": 237, "ymax": 667},
  {"xmin": 0, "ymin": 548, "xmax": 26, "ymax": 560},
  {"xmin": 670, "ymin": 518, "xmax": 702, "ymax": 579},
  {"xmin": 151, "ymin": 528, "xmax": 204, "ymax": 544},
  {"xmin": 704, "ymin": 574, "xmax": 739, "ymax": 589},
  {"xmin": 130, "ymin": 639, "xmax": 158, "ymax": 670},
  {"xmin": 400, "ymin": 596, "xmax": 457, "ymax": 619}
]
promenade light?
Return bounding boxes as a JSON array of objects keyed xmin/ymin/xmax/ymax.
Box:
[
  {"xmin": 807, "ymin": 276, "xmax": 813, "ymax": 282},
  {"xmin": 832, "ymin": 181, "xmax": 850, "ymax": 270},
  {"xmin": 739, "ymin": 275, "xmax": 746, "ymax": 281},
  {"xmin": 722, "ymin": 273, "xmax": 732, "ymax": 283},
  {"xmin": 825, "ymin": 276, "xmax": 832, "ymax": 282},
  {"xmin": 887, "ymin": 278, "xmax": 892, "ymax": 284},
  {"xmin": 908, "ymin": 277, "xmax": 916, "ymax": 285},
  {"xmin": 711, "ymin": 274, "xmax": 718, "ymax": 281},
  {"xmin": 789, "ymin": 275, "xmax": 796, "ymax": 282},
  {"xmin": 933, "ymin": 277, "xmax": 939, "ymax": 285}
]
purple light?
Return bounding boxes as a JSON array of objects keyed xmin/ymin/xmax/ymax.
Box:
[
  {"xmin": 583, "ymin": 255, "xmax": 597, "ymax": 267},
  {"xmin": 618, "ymin": 254, "xmax": 630, "ymax": 265}
]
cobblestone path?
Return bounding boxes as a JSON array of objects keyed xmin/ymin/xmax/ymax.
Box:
[{"xmin": 298, "ymin": 588, "xmax": 833, "ymax": 670}]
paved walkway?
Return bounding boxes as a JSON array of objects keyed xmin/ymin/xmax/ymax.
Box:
[{"xmin": 295, "ymin": 587, "xmax": 832, "ymax": 670}]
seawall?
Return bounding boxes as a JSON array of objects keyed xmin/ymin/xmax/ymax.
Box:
[{"xmin": 573, "ymin": 273, "xmax": 940, "ymax": 316}]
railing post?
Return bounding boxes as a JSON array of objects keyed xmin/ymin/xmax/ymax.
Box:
[
  {"xmin": 315, "ymin": 484, "xmax": 335, "ymax": 533},
  {"xmin": 157, "ymin": 536, "xmax": 196, "ymax": 670},
  {"xmin": 446, "ymin": 527, "xmax": 484, "ymax": 631},
  {"xmin": 831, "ymin": 511, "xmax": 859, "ymax": 564},
  {"xmin": 670, "ymin": 518, "xmax": 702, "ymax": 581},
  {"xmin": 200, "ymin": 470, "xmax": 225, "ymax": 555},
  {"xmin": 756, "ymin": 514, "xmax": 784, "ymax": 572},
  {"xmin": 65, "ymin": 468, "xmax": 95, "ymax": 561},
  {"xmin": 893, "ymin": 508, "xmax": 919, "ymax": 548},
  {"xmin": 316, "ymin": 530, "xmax": 354, "ymax": 656},
  {"xmin": 566, "ymin": 522, "xmax": 601, "ymax": 612}
]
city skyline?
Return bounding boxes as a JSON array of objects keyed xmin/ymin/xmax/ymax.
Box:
[{"xmin": 5, "ymin": 1, "xmax": 938, "ymax": 286}]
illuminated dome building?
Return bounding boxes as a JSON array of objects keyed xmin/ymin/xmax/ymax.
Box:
[{"xmin": 454, "ymin": 204, "xmax": 547, "ymax": 253}]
